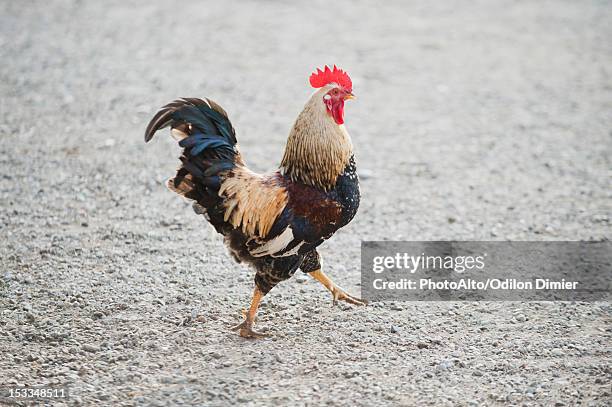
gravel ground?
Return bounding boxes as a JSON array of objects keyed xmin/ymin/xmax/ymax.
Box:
[{"xmin": 1, "ymin": 1, "xmax": 611, "ymax": 406}]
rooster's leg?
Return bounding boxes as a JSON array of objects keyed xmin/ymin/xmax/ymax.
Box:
[
  {"xmin": 309, "ymin": 269, "xmax": 367, "ymax": 306},
  {"xmin": 231, "ymin": 286, "xmax": 269, "ymax": 338}
]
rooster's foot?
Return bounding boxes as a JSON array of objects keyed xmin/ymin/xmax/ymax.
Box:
[
  {"xmin": 231, "ymin": 321, "xmax": 269, "ymax": 339},
  {"xmin": 331, "ymin": 287, "xmax": 368, "ymax": 306},
  {"xmin": 231, "ymin": 287, "xmax": 269, "ymax": 338},
  {"xmin": 309, "ymin": 269, "xmax": 368, "ymax": 307}
]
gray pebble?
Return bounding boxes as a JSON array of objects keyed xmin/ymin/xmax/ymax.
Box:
[{"xmin": 82, "ymin": 344, "xmax": 100, "ymax": 353}]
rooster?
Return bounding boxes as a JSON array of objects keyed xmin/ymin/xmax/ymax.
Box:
[{"xmin": 145, "ymin": 65, "xmax": 365, "ymax": 338}]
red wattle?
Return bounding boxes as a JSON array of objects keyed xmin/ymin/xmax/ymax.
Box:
[{"xmin": 331, "ymin": 101, "xmax": 345, "ymax": 125}]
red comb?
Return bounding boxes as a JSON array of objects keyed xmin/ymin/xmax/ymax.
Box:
[{"xmin": 309, "ymin": 65, "xmax": 352, "ymax": 92}]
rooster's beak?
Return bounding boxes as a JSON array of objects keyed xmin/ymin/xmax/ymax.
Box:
[{"xmin": 344, "ymin": 92, "xmax": 355, "ymax": 100}]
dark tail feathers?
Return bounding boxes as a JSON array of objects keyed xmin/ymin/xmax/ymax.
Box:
[
  {"xmin": 144, "ymin": 97, "xmax": 236, "ymax": 144},
  {"xmin": 145, "ymin": 97, "xmax": 238, "ymax": 197}
]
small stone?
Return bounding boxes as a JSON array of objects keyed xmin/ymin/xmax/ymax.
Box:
[
  {"xmin": 27, "ymin": 354, "xmax": 39, "ymax": 362},
  {"xmin": 210, "ymin": 352, "xmax": 223, "ymax": 359},
  {"xmin": 551, "ymin": 348, "xmax": 564, "ymax": 357},
  {"xmin": 390, "ymin": 325, "xmax": 400, "ymax": 334},
  {"xmin": 472, "ymin": 370, "xmax": 483, "ymax": 377},
  {"xmin": 438, "ymin": 360, "xmax": 454, "ymax": 370},
  {"xmin": 416, "ymin": 342, "xmax": 429, "ymax": 349},
  {"xmin": 342, "ymin": 371, "xmax": 359, "ymax": 378},
  {"xmin": 82, "ymin": 344, "xmax": 100, "ymax": 353}
]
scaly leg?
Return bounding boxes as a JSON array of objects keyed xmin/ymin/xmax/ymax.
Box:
[
  {"xmin": 231, "ymin": 286, "xmax": 269, "ymax": 338},
  {"xmin": 309, "ymin": 269, "xmax": 367, "ymax": 306}
]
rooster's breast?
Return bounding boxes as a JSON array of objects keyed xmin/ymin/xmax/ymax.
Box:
[{"xmin": 330, "ymin": 155, "xmax": 360, "ymax": 228}]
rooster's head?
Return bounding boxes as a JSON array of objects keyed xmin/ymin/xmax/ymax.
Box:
[{"xmin": 309, "ymin": 65, "xmax": 354, "ymax": 125}]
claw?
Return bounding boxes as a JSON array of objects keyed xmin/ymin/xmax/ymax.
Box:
[
  {"xmin": 310, "ymin": 269, "xmax": 367, "ymax": 307},
  {"xmin": 332, "ymin": 288, "xmax": 368, "ymax": 306},
  {"xmin": 240, "ymin": 327, "xmax": 270, "ymax": 339},
  {"xmin": 231, "ymin": 321, "xmax": 246, "ymax": 331},
  {"xmin": 232, "ymin": 320, "xmax": 269, "ymax": 339}
]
